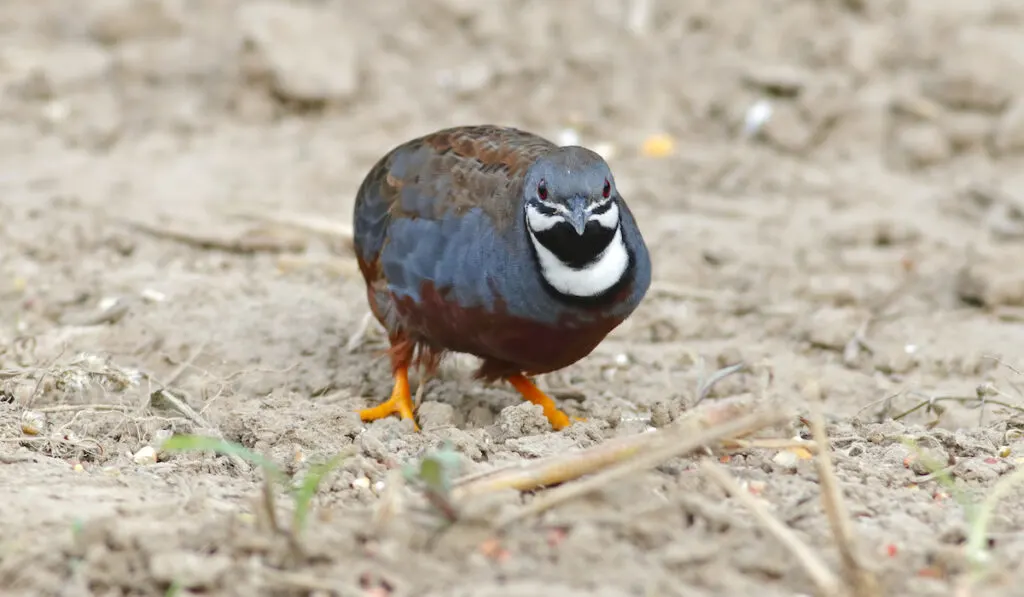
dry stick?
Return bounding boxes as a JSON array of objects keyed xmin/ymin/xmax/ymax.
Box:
[
  {"xmin": 120, "ymin": 218, "xmax": 306, "ymax": 254},
  {"xmin": 891, "ymin": 395, "xmax": 1024, "ymax": 421},
  {"xmin": 257, "ymin": 477, "xmax": 280, "ymax": 533},
  {"xmin": 495, "ymin": 409, "xmax": 787, "ymax": 528},
  {"xmin": 261, "ymin": 568, "xmax": 352, "ymax": 595},
  {"xmin": 224, "ymin": 209, "xmax": 355, "ymax": 244},
  {"xmin": 0, "ymin": 454, "xmax": 35, "ymax": 464},
  {"xmin": 165, "ymin": 340, "xmax": 209, "ymax": 387},
  {"xmin": 724, "ymin": 437, "xmax": 818, "ymax": 452},
  {"xmin": 808, "ymin": 400, "xmax": 880, "ymax": 597},
  {"xmin": 60, "ymin": 298, "xmax": 131, "ymax": 326},
  {"xmin": 36, "ymin": 404, "xmax": 129, "ymax": 414},
  {"xmin": 700, "ymin": 460, "xmax": 841, "ymax": 597},
  {"xmin": 453, "ymin": 397, "xmax": 757, "ymax": 499},
  {"xmin": 146, "ymin": 344, "xmax": 251, "ymax": 474}
]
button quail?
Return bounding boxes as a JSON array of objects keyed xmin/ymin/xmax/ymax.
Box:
[{"xmin": 352, "ymin": 125, "xmax": 652, "ymax": 430}]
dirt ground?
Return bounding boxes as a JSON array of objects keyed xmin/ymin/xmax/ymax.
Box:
[{"xmin": 6, "ymin": 0, "xmax": 1024, "ymax": 595}]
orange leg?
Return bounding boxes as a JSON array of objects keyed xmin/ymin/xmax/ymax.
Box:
[
  {"xmin": 506, "ymin": 374, "xmax": 574, "ymax": 431},
  {"xmin": 359, "ymin": 366, "xmax": 419, "ymax": 430}
]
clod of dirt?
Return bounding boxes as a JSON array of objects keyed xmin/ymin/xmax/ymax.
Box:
[
  {"xmin": 148, "ymin": 550, "xmax": 231, "ymax": 590},
  {"xmin": 825, "ymin": 214, "xmax": 921, "ymax": 248},
  {"xmin": 802, "ymin": 306, "xmax": 861, "ymax": 352},
  {"xmin": 943, "ymin": 111, "xmax": 993, "ymax": 152},
  {"xmin": 649, "ymin": 400, "xmax": 677, "ymax": 428},
  {"xmin": 494, "ymin": 402, "xmax": 551, "ymax": 441},
  {"xmin": 6, "ymin": 45, "xmax": 113, "ymax": 101},
  {"xmin": 442, "ymin": 581, "xmax": 634, "ymax": 597},
  {"xmin": 956, "ymin": 253, "xmax": 1024, "ymax": 307},
  {"xmin": 417, "ymin": 401, "xmax": 456, "ymax": 429},
  {"xmin": 890, "ymin": 123, "xmax": 953, "ymax": 170},
  {"xmin": 990, "ymin": 99, "xmax": 1024, "ymax": 156},
  {"xmin": 742, "ymin": 64, "xmax": 809, "ymax": 98},
  {"xmin": 757, "ymin": 102, "xmax": 814, "ymax": 152},
  {"xmin": 921, "ymin": 30, "xmax": 1024, "ymax": 113},
  {"xmin": 237, "ymin": 1, "xmax": 360, "ymax": 105},
  {"xmin": 86, "ymin": 0, "xmax": 183, "ymax": 46}
]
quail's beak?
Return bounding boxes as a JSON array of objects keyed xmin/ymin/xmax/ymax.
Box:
[{"xmin": 566, "ymin": 197, "xmax": 588, "ymax": 236}]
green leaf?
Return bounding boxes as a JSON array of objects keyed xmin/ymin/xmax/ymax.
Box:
[
  {"xmin": 161, "ymin": 434, "xmax": 283, "ymax": 479},
  {"xmin": 413, "ymin": 443, "xmax": 461, "ymax": 495},
  {"xmin": 291, "ymin": 449, "xmax": 352, "ymax": 532}
]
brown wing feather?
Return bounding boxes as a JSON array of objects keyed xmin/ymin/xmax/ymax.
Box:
[{"xmin": 352, "ymin": 125, "xmax": 556, "ymax": 336}]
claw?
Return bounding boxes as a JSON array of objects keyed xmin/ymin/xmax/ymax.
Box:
[
  {"xmin": 359, "ymin": 366, "xmax": 419, "ymax": 430},
  {"xmin": 507, "ymin": 374, "xmax": 575, "ymax": 431}
]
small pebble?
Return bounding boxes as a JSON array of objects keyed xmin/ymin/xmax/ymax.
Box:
[
  {"xmin": 98, "ymin": 296, "xmax": 120, "ymax": 311},
  {"xmin": 772, "ymin": 449, "xmax": 800, "ymax": 470},
  {"xmin": 133, "ymin": 445, "xmax": 157, "ymax": 465},
  {"xmin": 141, "ymin": 288, "xmax": 167, "ymax": 303},
  {"xmin": 743, "ymin": 99, "xmax": 774, "ymax": 137}
]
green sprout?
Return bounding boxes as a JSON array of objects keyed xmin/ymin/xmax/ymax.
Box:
[
  {"xmin": 904, "ymin": 437, "xmax": 1024, "ymax": 580},
  {"xmin": 161, "ymin": 435, "xmax": 351, "ymax": 536},
  {"xmin": 402, "ymin": 442, "xmax": 463, "ymax": 523}
]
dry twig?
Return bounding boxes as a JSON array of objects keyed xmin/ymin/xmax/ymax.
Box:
[
  {"xmin": 120, "ymin": 218, "xmax": 306, "ymax": 254},
  {"xmin": 36, "ymin": 404, "xmax": 129, "ymax": 414},
  {"xmin": 261, "ymin": 568, "xmax": 353, "ymax": 594},
  {"xmin": 808, "ymin": 400, "xmax": 879, "ymax": 597},
  {"xmin": 494, "ymin": 407, "xmax": 788, "ymax": 528},
  {"xmin": 142, "ymin": 343, "xmax": 251, "ymax": 474},
  {"xmin": 224, "ymin": 208, "xmax": 355, "ymax": 249},
  {"xmin": 700, "ymin": 459, "xmax": 841, "ymax": 596},
  {"xmin": 453, "ymin": 397, "xmax": 757, "ymax": 500}
]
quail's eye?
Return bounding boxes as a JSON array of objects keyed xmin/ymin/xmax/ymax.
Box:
[
  {"xmin": 602, "ymin": 179, "xmax": 611, "ymax": 198},
  {"xmin": 537, "ymin": 180, "xmax": 548, "ymax": 200}
]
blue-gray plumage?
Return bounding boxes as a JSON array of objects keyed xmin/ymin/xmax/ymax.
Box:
[{"xmin": 352, "ymin": 125, "xmax": 651, "ymax": 430}]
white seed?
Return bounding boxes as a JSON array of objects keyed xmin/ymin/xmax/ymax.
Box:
[
  {"xmin": 772, "ymin": 449, "xmax": 799, "ymax": 470},
  {"xmin": 141, "ymin": 288, "xmax": 167, "ymax": 303},
  {"xmin": 133, "ymin": 445, "xmax": 157, "ymax": 465},
  {"xmin": 743, "ymin": 99, "xmax": 773, "ymax": 137}
]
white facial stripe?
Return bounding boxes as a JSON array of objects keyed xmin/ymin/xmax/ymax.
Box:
[
  {"xmin": 528, "ymin": 225, "xmax": 629, "ymax": 297},
  {"xmin": 527, "ymin": 201, "xmax": 619, "ymax": 233},
  {"xmin": 585, "ymin": 198, "xmax": 612, "ymax": 213},
  {"xmin": 587, "ymin": 200, "xmax": 619, "ymax": 229},
  {"xmin": 525, "ymin": 204, "xmax": 565, "ymax": 232}
]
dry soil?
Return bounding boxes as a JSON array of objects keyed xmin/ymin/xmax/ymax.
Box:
[{"xmin": 4, "ymin": 1, "xmax": 1024, "ymax": 596}]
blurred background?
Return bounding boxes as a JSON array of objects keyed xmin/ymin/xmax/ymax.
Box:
[{"xmin": 5, "ymin": 1, "xmax": 1024, "ymax": 595}]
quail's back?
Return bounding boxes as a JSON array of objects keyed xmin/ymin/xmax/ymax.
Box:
[{"xmin": 352, "ymin": 125, "xmax": 651, "ymax": 430}]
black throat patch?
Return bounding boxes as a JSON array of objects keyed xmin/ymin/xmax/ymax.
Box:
[
  {"xmin": 524, "ymin": 207, "xmax": 635, "ymax": 309},
  {"xmin": 533, "ymin": 220, "xmax": 616, "ymax": 269}
]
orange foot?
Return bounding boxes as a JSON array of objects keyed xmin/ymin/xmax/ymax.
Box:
[
  {"xmin": 359, "ymin": 366, "xmax": 419, "ymax": 430},
  {"xmin": 506, "ymin": 374, "xmax": 581, "ymax": 431}
]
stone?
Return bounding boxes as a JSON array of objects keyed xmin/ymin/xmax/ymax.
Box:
[
  {"xmin": 87, "ymin": 0, "xmax": 182, "ymax": 46},
  {"xmin": 990, "ymin": 99, "xmax": 1024, "ymax": 156},
  {"xmin": 237, "ymin": 2, "xmax": 360, "ymax": 104},
  {"xmin": 921, "ymin": 30, "xmax": 1024, "ymax": 113},
  {"xmin": 890, "ymin": 123, "xmax": 952, "ymax": 170}
]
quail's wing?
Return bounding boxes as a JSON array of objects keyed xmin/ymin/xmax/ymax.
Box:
[{"xmin": 352, "ymin": 125, "xmax": 555, "ymax": 279}]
